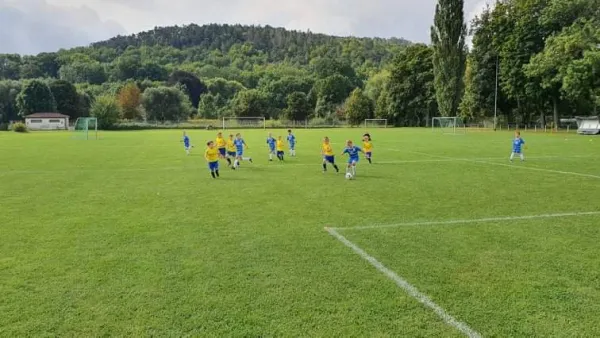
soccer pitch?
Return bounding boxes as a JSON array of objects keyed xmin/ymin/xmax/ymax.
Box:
[{"xmin": 1, "ymin": 128, "xmax": 599, "ymax": 337}]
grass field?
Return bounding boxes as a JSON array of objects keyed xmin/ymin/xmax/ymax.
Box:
[{"xmin": 1, "ymin": 128, "xmax": 599, "ymax": 337}]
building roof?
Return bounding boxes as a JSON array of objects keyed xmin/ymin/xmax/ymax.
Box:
[{"xmin": 25, "ymin": 112, "xmax": 70, "ymax": 119}]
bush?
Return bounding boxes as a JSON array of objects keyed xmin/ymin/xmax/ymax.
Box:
[
  {"xmin": 90, "ymin": 95, "xmax": 121, "ymax": 129},
  {"xmin": 11, "ymin": 122, "xmax": 27, "ymax": 132}
]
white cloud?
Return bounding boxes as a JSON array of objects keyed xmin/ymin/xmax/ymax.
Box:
[{"xmin": 2, "ymin": 0, "xmax": 487, "ymax": 55}]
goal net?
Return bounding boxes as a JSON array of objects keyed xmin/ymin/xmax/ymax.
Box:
[
  {"xmin": 432, "ymin": 117, "xmax": 466, "ymax": 134},
  {"xmin": 364, "ymin": 119, "xmax": 388, "ymax": 128},
  {"xmin": 73, "ymin": 117, "xmax": 98, "ymax": 140},
  {"xmin": 222, "ymin": 117, "xmax": 266, "ymax": 129}
]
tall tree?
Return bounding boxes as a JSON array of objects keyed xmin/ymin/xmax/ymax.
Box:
[
  {"xmin": 49, "ymin": 80, "xmax": 81, "ymax": 118},
  {"xmin": 345, "ymin": 88, "xmax": 373, "ymax": 126},
  {"xmin": 284, "ymin": 92, "xmax": 311, "ymax": 121},
  {"xmin": 430, "ymin": 0, "xmax": 467, "ymax": 117},
  {"xmin": 117, "ymin": 82, "xmax": 142, "ymax": 120},
  {"xmin": 141, "ymin": 86, "xmax": 192, "ymax": 121},
  {"xmin": 16, "ymin": 80, "xmax": 57, "ymax": 116}
]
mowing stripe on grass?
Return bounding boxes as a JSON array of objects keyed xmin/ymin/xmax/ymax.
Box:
[
  {"xmin": 408, "ymin": 151, "xmax": 600, "ymax": 180},
  {"xmin": 325, "ymin": 227, "xmax": 481, "ymax": 338},
  {"xmin": 333, "ymin": 211, "xmax": 600, "ymax": 231}
]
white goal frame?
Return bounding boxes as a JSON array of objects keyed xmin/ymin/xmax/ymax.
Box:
[
  {"xmin": 222, "ymin": 117, "xmax": 266, "ymax": 129},
  {"xmin": 432, "ymin": 117, "xmax": 466, "ymax": 134},
  {"xmin": 364, "ymin": 119, "xmax": 388, "ymax": 128},
  {"xmin": 73, "ymin": 117, "xmax": 98, "ymax": 140}
]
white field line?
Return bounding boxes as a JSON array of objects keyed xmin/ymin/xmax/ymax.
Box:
[
  {"xmin": 0, "ymin": 154, "xmax": 593, "ymax": 175},
  {"xmin": 325, "ymin": 227, "xmax": 481, "ymax": 338},
  {"xmin": 332, "ymin": 211, "xmax": 600, "ymax": 231},
  {"xmin": 408, "ymin": 151, "xmax": 600, "ymax": 180}
]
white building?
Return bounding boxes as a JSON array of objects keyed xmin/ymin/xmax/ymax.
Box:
[{"xmin": 25, "ymin": 113, "xmax": 70, "ymax": 130}]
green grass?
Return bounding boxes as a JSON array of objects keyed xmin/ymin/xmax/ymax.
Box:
[{"xmin": 1, "ymin": 128, "xmax": 599, "ymax": 337}]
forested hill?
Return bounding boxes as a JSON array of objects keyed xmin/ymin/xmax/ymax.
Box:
[{"xmin": 92, "ymin": 23, "xmax": 410, "ymax": 65}]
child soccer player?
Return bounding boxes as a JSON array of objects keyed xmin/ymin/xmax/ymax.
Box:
[
  {"xmin": 342, "ymin": 140, "xmax": 363, "ymax": 177},
  {"xmin": 233, "ymin": 133, "xmax": 253, "ymax": 169},
  {"xmin": 321, "ymin": 136, "xmax": 339, "ymax": 173},
  {"xmin": 205, "ymin": 141, "xmax": 220, "ymax": 178},
  {"xmin": 182, "ymin": 131, "xmax": 192, "ymax": 155},
  {"xmin": 363, "ymin": 133, "xmax": 373, "ymax": 164},
  {"xmin": 215, "ymin": 132, "xmax": 231, "ymax": 166},
  {"xmin": 266, "ymin": 133, "xmax": 276, "ymax": 161},
  {"xmin": 510, "ymin": 131, "xmax": 526, "ymax": 162},
  {"xmin": 276, "ymin": 136, "xmax": 285, "ymax": 161},
  {"xmin": 287, "ymin": 129, "xmax": 296, "ymax": 157},
  {"xmin": 226, "ymin": 134, "xmax": 237, "ymax": 169}
]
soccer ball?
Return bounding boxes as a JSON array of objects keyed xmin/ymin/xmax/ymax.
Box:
[{"xmin": 345, "ymin": 173, "xmax": 353, "ymax": 180}]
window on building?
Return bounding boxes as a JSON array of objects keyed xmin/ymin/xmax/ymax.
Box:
[
  {"xmin": 30, "ymin": 119, "xmax": 42, "ymax": 123},
  {"xmin": 49, "ymin": 119, "xmax": 61, "ymax": 123}
]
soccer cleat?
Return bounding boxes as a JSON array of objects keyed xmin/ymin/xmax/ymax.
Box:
[{"xmin": 249, "ymin": 158, "xmax": 253, "ymax": 163}]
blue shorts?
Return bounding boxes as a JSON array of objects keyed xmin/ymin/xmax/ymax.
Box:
[
  {"xmin": 236, "ymin": 149, "xmax": 243, "ymax": 157},
  {"xmin": 227, "ymin": 151, "xmax": 236, "ymax": 157},
  {"xmin": 219, "ymin": 148, "xmax": 226, "ymax": 156},
  {"xmin": 289, "ymin": 144, "xmax": 295, "ymax": 150},
  {"xmin": 269, "ymin": 147, "xmax": 276, "ymax": 153},
  {"xmin": 365, "ymin": 152, "xmax": 372, "ymax": 158},
  {"xmin": 324, "ymin": 155, "xmax": 335, "ymax": 163},
  {"xmin": 277, "ymin": 150, "xmax": 284, "ymax": 156},
  {"xmin": 348, "ymin": 157, "xmax": 359, "ymax": 164},
  {"xmin": 208, "ymin": 161, "xmax": 219, "ymax": 171},
  {"xmin": 184, "ymin": 145, "xmax": 190, "ymax": 150},
  {"xmin": 512, "ymin": 150, "xmax": 522, "ymax": 154}
]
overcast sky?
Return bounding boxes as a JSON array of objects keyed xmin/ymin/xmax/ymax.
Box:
[{"xmin": 0, "ymin": 0, "xmax": 491, "ymax": 55}]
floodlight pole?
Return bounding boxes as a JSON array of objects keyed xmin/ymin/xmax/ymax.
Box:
[{"xmin": 494, "ymin": 55, "xmax": 499, "ymax": 131}]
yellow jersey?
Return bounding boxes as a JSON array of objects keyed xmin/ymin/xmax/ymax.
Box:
[
  {"xmin": 276, "ymin": 140, "xmax": 284, "ymax": 151},
  {"xmin": 322, "ymin": 143, "xmax": 334, "ymax": 156},
  {"xmin": 205, "ymin": 147, "xmax": 219, "ymax": 162},
  {"xmin": 363, "ymin": 141, "xmax": 373, "ymax": 153},
  {"xmin": 226, "ymin": 139, "xmax": 236, "ymax": 152},
  {"xmin": 215, "ymin": 137, "xmax": 226, "ymax": 149}
]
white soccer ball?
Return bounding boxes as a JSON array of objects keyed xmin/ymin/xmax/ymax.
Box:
[{"xmin": 345, "ymin": 173, "xmax": 353, "ymax": 180}]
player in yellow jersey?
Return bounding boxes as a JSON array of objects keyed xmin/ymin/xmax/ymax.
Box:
[
  {"xmin": 276, "ymin": 136, "xmax": 285, "ymax": 161},
  {"xmin": 321, "ymin": 136, "xmax": 340, "ymax": 173},
  {"xmin": 215, "ymin": 132, "xmax": 231, "ymax": 166},
  {"xmin": 363, "ymin": 133, "xmax": 373, "ymax": 164},
  {"xmin": 226, "ymin": 134, "xmax": 237, "ymax": 169},
  {"xmin": 204, "ymin": 141, "xmax": 220, "ymax": 178}
]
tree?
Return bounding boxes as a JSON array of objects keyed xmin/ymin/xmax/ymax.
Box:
[
  {"xmin": 312, "ymin": 74, "xmax": 355, "ymax": 109},
  {"xmin": 59, "ymin": 62, "xmax": 107, "ymax": 84},
  {"xmin": 430, "ymin": 0, "xmax": 467, "ymax": 117},
  {"xmin": 141, "ymin": 86, "xmax": 192, "ymax": 121},
  {"xmin": 16, "ymin": 80, "xmax": 57, "ymax": 116},
  {"xmin": 90, "ymin": 95, "xmax": 121, "ymax": 129},
  {"xmin": 345, "ymin": 88, "xmax": 372, "ymax": 126},
  {"xmin": 364, "ymin": 70, "xmax": 390, "ymax": 104},
  {"xmin": 117, "ymin": 82, "xmax": 142, "ymax": 120},
  {"xmin": 206, "ymin": 78, "xmax": 246, "ymax": 101},
  {"xmin": 0, "ymin": 80, "xmax": 22, "ymax": 123},
  {"xmin": 284, "ymin": 92, "xmax": 311, "ymax": 121},
  {"xmin": 168, "ymin": 70, "xmax": 208, "ymax": 109},
  {"xmin": 198, "ymin": 93, "xmax": 227, "ymax": 119},
  {"xmin": 230, "ymin": 89, "xmax": 268, "ymax": 117},
  {"xmin": 49, "ymin": 80, "xmax": 81, "ymax": 118}
]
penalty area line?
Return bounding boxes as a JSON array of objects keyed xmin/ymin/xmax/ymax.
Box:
[
  {"xmin": 332, "ymin": 211, "xmax": 600, "ymax": 231},
  {"xmin": 325, "ymin": 227, "xmax": 481, "ymax": 338}
]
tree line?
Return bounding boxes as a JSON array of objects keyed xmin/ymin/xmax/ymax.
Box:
[{"xmin": 1, "ymin": 1, "xmax": 599, "ymax": 129}]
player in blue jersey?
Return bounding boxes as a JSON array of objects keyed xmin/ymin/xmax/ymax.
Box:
[
  {"xmin": 342, "ymin": 140, "xmax": 364, "ymax": 177},
  {"xmin": 287, "ymin": 129, "xmax": 296, "ymax": 157},
  {"xmin": 182, "ymin": 131, "xmax": 193, "ymax": 155},
  {"xmin": 510, "ymin": 131, "xmax": 526, "ymax": 162},
  {"xmin": 266, "ymin": 132, "xmax": 277, "ymax": 161},
  {"xmin": 233, "ymin": 133, "xmax": 253, "ymax": 169}
]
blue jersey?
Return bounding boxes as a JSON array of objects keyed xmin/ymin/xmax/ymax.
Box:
[
  {"xmin": 267, "ymin": 137, "xmax": 276, "ymax": 150},
  {"xmin": 234, "ymin": 138, "xmax": 245, "ymax": 151},
  {"xmin": 183, "ymin": 136, "xmax": 190, "ymax": 147},
  {"xmin": 343, "ymin": 146, "xmax": 362, "ymax": 160},
  {"xmin": 287, "ymin": 134, "xmax": 296, "ymax": 145},
  {"xmin": 512, "ymin": 138, "xmax": 525, "ymax": 153}
]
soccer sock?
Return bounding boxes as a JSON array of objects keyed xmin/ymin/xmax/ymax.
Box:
[
  {"xmin": 322, "ymin": 163, "xmax": 327, "ymax": 171},
  {"xmin": 510, "ymin": 152, "xmax": 515, "ymax": 161},
  {"xmin": 186, "ymin": 150, "xmax": 190, "ymax": 155},
  {"xmin": 352, "ymin": 166, "xmax": 356, "ymax": 176},
  {"xmin": 346, "ymin": 166, "xmax": 351, "ymax": 174},
  {"xmin": 211, "ymin": 171, "xmax": 215, "ymax": 178},
  {"xmin": 367, "ymin": 157, "xmax": 372, "ymax": 164},
  {"xmin": 334, "ymin": 164, "xmax": 339, "ymax": 172},
  {"xmin": 215, "ymin": 170, "xmax": 220, "ymax": 177},
  {"xmin": 226, "ymin": 158, "xmax": 232, "ymax": 166},
  {"xmin": 235, "ymin": 160, "xmax": 240, "ymax": 168},
  {"xmin": 269, "ymin": 153, "xmax": 273, "ymax": 160},
  {"xmin": 520, "ymin": 154, "xmax": 524, "ymax": 161}
]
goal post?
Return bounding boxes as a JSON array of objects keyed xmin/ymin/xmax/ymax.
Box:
[
  {"xmin": 72, "ymin": 117, "xmax": 98, "ymax": 140},
  {"xmin": 222, "ymin": 117, "xmax": 266, "ymax": 129},
  {"xmin": 364, "ymin": 119, "xmax": 388, "ymax": 128},
  {"xmin": 432, "ymin": 117, "xmax": 466, "ymax": 134}
]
